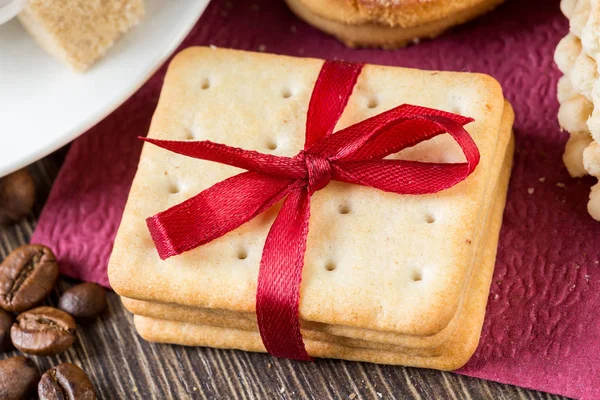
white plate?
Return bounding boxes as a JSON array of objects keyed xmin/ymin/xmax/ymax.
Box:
[{"xmin": 0, "ymin": 0, "xmax": 210, "ymax": 177}]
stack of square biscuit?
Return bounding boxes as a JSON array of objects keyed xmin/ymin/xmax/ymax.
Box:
[
  {"xmin": 108, "ymin": 47, "xmax": 515, "ymax": 370},
  {"xmin": 555, "ymin": 0, "xmax": 600, "ymax": 219}
]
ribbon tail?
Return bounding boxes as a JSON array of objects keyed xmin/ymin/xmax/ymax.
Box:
[
  {"xmin": 147, "ymin": 172, "xmax": 294, "ymax": 259},
  {"xmin": 256, "ymin": 187, "xmax": 312, "ymax": 361}
]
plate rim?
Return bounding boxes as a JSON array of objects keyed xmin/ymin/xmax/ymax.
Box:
[{"xmin": 0, "ymin": 0, "xmax": 210, "ymax": 177}]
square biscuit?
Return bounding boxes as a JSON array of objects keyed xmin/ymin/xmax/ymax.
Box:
[
  {"xmin": 122, "ymin": 101, "xmax": 514, "ymax": 350},
  {"xmin": 109, "ymin": 47, "xmax": 508, "ymax": 337},
  {"xmin": 132, "ymin": 132, "xmax": 514, "ymax": 370}
]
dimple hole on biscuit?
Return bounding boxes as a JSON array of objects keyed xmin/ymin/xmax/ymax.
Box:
[
  {"xmin": 184, "ymin": 128, "xmax": 195, "ymax": 140},
  {"xmin": 425, "ymin": 214, "xmax": 436, "ymax": 224},
  {"xmin": 324, "ymin": 262, "xmax": 336, "ymax": 272},
  {"xmin": 266, "ymin": 138, "xmax": 278, "ymax": 151},
  {"xmin": 411, "ymin": 269, "xmax": 423, "ymax": 282},
  {"xmin": 282, "ymin": 87, "xmax": 293, "ymax": 99},
  {"xmin": 367, "ymin": 97, "xmax": 379, "ymax": 109},
  {"xmin": 237, "ymin": 247, "xmax": 248, "ymax": 260},
  {"xmin": 338, "ymin": 203, "xmax": 351, "ymax": 215},
  {"xmin": 201, "ymin": 78, "xmax": 211, "ymax": 90},
  {"xmin": 167, "ymin": 179, "xmax": 180, "ymax": 194}
]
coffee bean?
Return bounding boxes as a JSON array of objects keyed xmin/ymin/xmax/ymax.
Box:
[
  {"xmin": 11, "ymin": 306, "xmax": 76, "ymax": 356},
  {"xmin": 58, "ymin": 283, "xmax": 107, "ymax": 321},
  {"xmin": 0, "ymin": 309, "xmax": 13, "ymax": 352},
  {"xmin": 0, "ymin": 169, "xmax": 36, "ymax": 226},
  {"xmin": 0, "ymin": 356, "xmax": 40, "ymax": 400},
  {"xmin": 0, "ymin": 244, "xmax": 59, "ymax": 313},
  {"xmin": 39, "ymin": 363, "xmax": 97, "ymax": 400}
]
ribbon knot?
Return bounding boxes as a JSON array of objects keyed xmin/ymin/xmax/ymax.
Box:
[
  {"xmin": 303, "ymin": 151, "xmax": 332, "ymax": 194},
  {"xmin": 141, "ymin": 60, "xmax": 480, "ymax": 362}
]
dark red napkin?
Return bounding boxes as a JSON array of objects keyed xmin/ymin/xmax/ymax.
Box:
[{"xmin": 31, "ymin": 0, "xmax": 600, "ymax": 398}]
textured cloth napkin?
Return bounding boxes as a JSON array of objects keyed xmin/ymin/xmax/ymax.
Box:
[{"xmin": 31, "ymin": 0, "xmax": 600, "ymax": 398}]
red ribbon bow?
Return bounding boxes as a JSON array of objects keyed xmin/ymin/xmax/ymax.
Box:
[{"xmin": 142, "ymin": 61, "xmax": 480, "ymax": 361}]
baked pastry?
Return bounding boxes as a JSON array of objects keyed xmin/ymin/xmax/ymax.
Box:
[
  {"xmin": 18, "ymin": 0, "xmax": 144, "ymax": 72},
  {"xmin": 555, "ymin": 0, "xmax": 600, "ymax": 220},
  {"xmin": 285, "ymin": 0, "xmax": 505, "ymax": 48},
  {"xmin": 108, "ymin": 47, "xmax": 515, "ymax": 369}
]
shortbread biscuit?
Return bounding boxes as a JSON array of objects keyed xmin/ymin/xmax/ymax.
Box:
[
  {"xmin": 123, "ymin": 101, "xmax": 514, "ymax": 350},
  {"xmin": 109, "ymin": 47, "xmax": 509, "ymax": 339},
  {"xmin": 132, "ymin": 135, "xmax": 514, "ymax": 370},
  {"xmin": 285, "ymin": 0, "xmax": 504, "ymax": 48},
  {"xmin": 18, "ymin": 0, "xmax": 144, "ymax": 72}
]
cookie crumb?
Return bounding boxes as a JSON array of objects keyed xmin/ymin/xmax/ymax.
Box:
[
  {"xmin": 349, "ymin": 394, "xmax": 357, "ymax": 399},
  {"xmin": 258, "ymin": 44, "xmax": 267, "ymax": 52},
  {"xmin": 557, "ymin": 182, "xmax": 566, "ymax": 188},
  {"xmin": 280, "ymin": 386, "xmax": 286, "ymax": 393},
  {"xmin": 193, "ymin": 387, "xmax": 198, "ymax": 391},
  {"xmin": 493, "ymin": 293, "xmax": 499, "ymax": 300},
  {"xmin": 528, "ymin": 187, "xmax": 535, "ymax": 195},
  {"xmin": 133, "ymin": 387, "xmax": 138, "ymax": 393},
  {"xmin": 539, "ymin": 177, "xmax": 546, "ymax": 182},
  {"xmin": 377, "ymin": 392, "xmax": 383, "ymax": 398},
  {"xmin": 210, "ymin": 44, "xmax": 217, "ymax": 50}
]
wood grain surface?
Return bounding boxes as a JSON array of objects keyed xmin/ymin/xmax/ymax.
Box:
[{"xmin": 0, "ymin": 149, "xmax": 569, "ymax": 399}]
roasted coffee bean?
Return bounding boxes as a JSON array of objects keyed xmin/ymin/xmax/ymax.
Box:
[
  {"xmin": 0, "ymin": 169, "xmax": 36, "ymax": 226},
  {"xmin": 11, "ymin": 306, "xmax": 76, "ymax": 356},
  {"xmin": 0, "ymin": 309, "xmax": 13, "ymax": 352},
  {"xmin": 0, "ymin": 356, "xmax": 40, "ymax": 400},
  {"xmin": 58, "ymin": 283, "xmax": 107, "ymax": 321},
  {"xmin": 0, "ymin": 244, "xmax": 59, "ymax": 313},
  {"xmin": 39, "ymin": 363, "xmax": 97, "ymax": 400}
]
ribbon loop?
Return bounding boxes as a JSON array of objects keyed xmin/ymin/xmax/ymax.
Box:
[{"xmin": 143, "ymin": 60, "xmax": 481, "ymax": 361}]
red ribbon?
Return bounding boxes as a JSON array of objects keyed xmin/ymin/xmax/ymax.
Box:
[{"xmin": 142, "ymin": 61, "xmax": 480, "ymax": 361}]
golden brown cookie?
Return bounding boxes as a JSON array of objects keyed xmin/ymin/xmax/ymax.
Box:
[{"xmin": 285, "ymin": 0, "xmax": 504, "ymax": 48}]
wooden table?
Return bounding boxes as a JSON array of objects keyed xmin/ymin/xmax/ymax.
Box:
[{"xmin": 0, "ymin": 149, "xmax": 568, "ymax": 399}]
